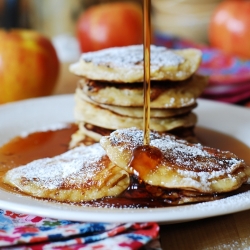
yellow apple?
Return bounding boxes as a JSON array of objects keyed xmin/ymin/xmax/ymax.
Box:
[{"xmin": 0, "ymin": 29, "xmax": 60, "ymax": 104}]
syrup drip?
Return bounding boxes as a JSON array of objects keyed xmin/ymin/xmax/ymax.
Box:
[
  {"xmin": 129, "ymin": 145, "xmax": 163, "ymax": 179},
  {"xmin": 143, "ymin": 0, "xmax": 151, "ymax": 146},
  {"xmin": 128, "ymin": 0, "xmax": 164, "ymax": 183}
]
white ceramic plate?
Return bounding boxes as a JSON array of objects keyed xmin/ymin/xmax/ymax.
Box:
[{"xmin": 0, "ymin": 95, "xmax": 250, "ymax": 224}]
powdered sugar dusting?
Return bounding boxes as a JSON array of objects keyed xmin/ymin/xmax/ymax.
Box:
[
  {"xmin": 5, "ymin": 144, "xmax": 106, "ymax": 189},
  {"xmin": 82, "ymin": 45, "xmax": 184, "ymax": 69},
  {"xmin": 107, "ymin": 127, "xmax": 162, "ymax": 149},
  {"xmin": 151, "ymin": 138, "xmax": 243, "ymax": 174}
]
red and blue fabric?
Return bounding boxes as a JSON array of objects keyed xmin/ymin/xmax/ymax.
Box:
[{"xmin": 0, "ymin": 209, "xmax": 159, "ymax": 249}]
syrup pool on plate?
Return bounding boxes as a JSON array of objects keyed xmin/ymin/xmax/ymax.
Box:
[{"xmin": 0, "ymin": 124, "xmax": 249, "ymax": 208}]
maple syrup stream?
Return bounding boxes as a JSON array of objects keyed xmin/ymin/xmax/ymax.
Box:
[
  {"xmin": 129, "ymin": 0, "xmax": 163, "ymax": 181},
  {"xmin": 143, "ymin": 0, "xmax": 151, "ymax": 146}
]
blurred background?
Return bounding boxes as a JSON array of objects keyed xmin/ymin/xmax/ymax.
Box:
[
  {"xmin": 0, "ymin": 0, "xmax": 217, "ymax": 42},
  {"xmin": 0, "ymin": 0, "xmax": 141, "ymax": 37},
  {"xmin": 0, "ymin": 0, "xmax": 250, "ymax": 107}
]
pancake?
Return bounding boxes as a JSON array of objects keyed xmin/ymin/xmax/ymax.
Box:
[
  {"xmin": 69, "ymin": 123, "xmax": 112, "ymax": 148},
  {"xmin": 69, "ymin": 129, "xmax": 98, "ymax": 148},
  {"xmin": 77, "ymin": 74, "xmax": 207, "ymax": 108},
  {"xmin": 78, "ymin": 123, "xmax": 197, "ymax": 143},
  {"xmin": 3, "ymin": 144, "xmax": 130, "ymax": 202},
  {"xmin": 76, "ymin": 88, "xmax": 197, "ymax": 118},
  {"xmin": 78, "ymin": 122, "xmax": 112, "ymax": 141},
  {"xmin": 133, "ymin": 178, "xmax": 229, "ymax": 205},
  {"xmin": 70, "ymin": 45, "xmax": 202, "ymax": 83},
  {"xmin": 100, "ymin": 128, "xmax": 250, "ymax": 193},
  {"xmin": 69, "ymin": 122, "xmax": 197, "ymax": 148},
  {"xmin": 74, "ymin": 98, "xmax": 197, "ymax": 131}
]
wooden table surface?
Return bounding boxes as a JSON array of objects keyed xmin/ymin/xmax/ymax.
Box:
[{"xmin": 55, "ymin": 63, "xmax": 250, "ymax": 250}]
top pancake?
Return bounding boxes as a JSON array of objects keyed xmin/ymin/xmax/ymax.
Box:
[{"xmin": 70, "ymin": 45, "xmax": 202, "ymax": 83}]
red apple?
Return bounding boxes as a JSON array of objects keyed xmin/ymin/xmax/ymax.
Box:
[
  {"xmin": 0, "ymin": 29, "xmax": 60, "ymax": 104},
  {"xmin": 76, "ymin": 2, "xmax": 143, "ymax": 52},
  {"xmin": 209, "ymin": 0, "xmax": 250, "ymax": 59}
]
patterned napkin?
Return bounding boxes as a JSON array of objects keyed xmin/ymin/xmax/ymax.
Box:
[
  {"xmin": 0, "ymin": 210, "xmax": 159, "ymax": 249},
  {"xmin": 155, "ymin": 33, "xmax": 250, "ymax": 106}
]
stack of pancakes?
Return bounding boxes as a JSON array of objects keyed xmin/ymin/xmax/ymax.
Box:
[{"xmin": 69, "ymin": 45, "xmax": 208, "ymax": 148}]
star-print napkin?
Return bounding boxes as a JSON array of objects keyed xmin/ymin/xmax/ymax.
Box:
[
  {"xmin": 0, "ymin": 210, "xmax": 160, "ymax": 249},
  {"xmin": 155, "ymin": 33, "xmax": 250, "ymax": 106}
]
